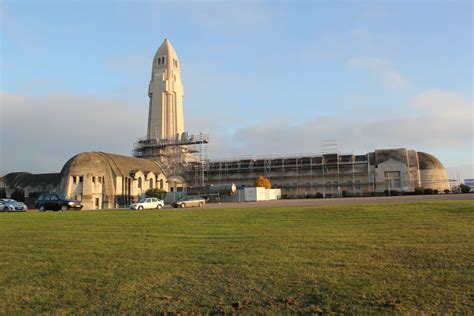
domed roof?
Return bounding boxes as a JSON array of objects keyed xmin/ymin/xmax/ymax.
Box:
[
  {"xmin": 374, "ymin": 148, "xmax": 408, "ymax": 166},
  {"xmin": 60, "ymin": 152, "xmax": 166, "ymax": 177},
  {"xmin": 2, "ymin": 172, "xmax": 61, "ymax": 188},
  {"xmin": 417, "ymin": 152, "xmax": 445, "ymax": 170}
]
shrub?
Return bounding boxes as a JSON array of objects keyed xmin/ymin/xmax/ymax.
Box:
[
  {"xmin": 384, "ymin": 189, "xmax": 399, "ymax": 196},
  {"xmin": 28, "ymin": 191, "xmax": 42, "ymax": 198},
  {"xmin": 424, "ymin": 188, "xmax": 434, "ymax": 195},
  {"xmin": 433, "ymin": 189, "xmax": 439, "ymax": 194},
  {"xmin": 444, "ymin": 189, "xmax": 450, "ymax": 194},
  {"xmin": 315, "ymin": 192, "xmax": 323, "ymax": 199},
  {"xmin": 460, "ymin": 183, "xmax": 471, "ymax": 194},
  {"xmin": 342, "ymin": 190, "xmax": 348, "ymax": 197},
  {"xmin": 414, "ymin": 187, "xmax": 424, "ymax": 195},
  {"xmin": 255, "ymin": 176, "xmax": 272, "ymax": 189},
  {"xmin": 10, "ymin": 189, "xmax": 25, "ymax": 202},
  {"xmin": 145, "ymin": 188, "xmax": 167, "ymax": 199},
  {"xmin": 0, "ymin": 188, "xmax": 6, "ymax": 199}
]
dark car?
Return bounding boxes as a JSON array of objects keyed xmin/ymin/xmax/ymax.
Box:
[{"xmin": 35, "ymin": 193, "xmax": 83, "ymax": 211}]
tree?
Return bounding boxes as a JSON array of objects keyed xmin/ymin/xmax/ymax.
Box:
[
  {"xmin": 145, "ymin": 188, "xmax": 167, "ymax": 199},
  {"xmin": 11, "ymin": 188, "xmax": 25, "ymax": 202},
  {"xmin": 460, "ymin": 183, "xmax": 471, "ymax": 194},
  {"xmin": 255, "ymin": 176, "xmax": 271, "ymax": 189},
  {"xmin": 0, "ymin": 188, "xmax": 6, "ymax": 199}
]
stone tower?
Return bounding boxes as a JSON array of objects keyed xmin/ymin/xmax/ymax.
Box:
[{"xmin": 147, "ymin": 38, "xmax": 184, "ymax": 140}]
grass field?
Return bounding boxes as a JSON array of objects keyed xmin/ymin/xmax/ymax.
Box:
[{"xmin": 0, "ymin": 201, "xmax": 473, "ymax": 314}]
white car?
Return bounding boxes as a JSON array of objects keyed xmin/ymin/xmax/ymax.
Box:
[
  {"xmin": 0, "ymin": 199, "xmax": 28, "ymax": 212},
  {"xmin": 130, "ymin": 197, "xmax": 164, "ymax": 210}
]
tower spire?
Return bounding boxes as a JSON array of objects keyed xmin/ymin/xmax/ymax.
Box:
[{"xmin": 147, "ymin": 38, "xmax": 184, "ymax": 140}]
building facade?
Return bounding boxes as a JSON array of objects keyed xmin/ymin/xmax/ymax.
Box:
[
  {"xmin": 185, "ymin": 148, "xmax": 450, "ymax": 197},
  {"xmin": 2, "ymin": 152, "xmax": 185, "ymax": 210}
]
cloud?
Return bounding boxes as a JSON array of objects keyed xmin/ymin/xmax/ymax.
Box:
[
  {"xmin": 203, "ymin": 90, "xmax": 473, "ymax": 164},
  {"xmin": 348, "ymin": 57, "xmax": 408, "ymax": 89},
  {"xmin": 0, "ymin": 92, "xmax": 146, "ymax": 174}
]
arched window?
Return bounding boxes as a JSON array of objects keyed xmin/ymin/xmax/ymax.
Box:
[
  {"xmin": 138, "ymin": 178, "xmax": 142, "ymax": 189},
  {"xmin": 162, "ymin": 57, "xmax": 165, "ymax": 64},
  {"xmin": 160, "ymin": 179, "xmax": 164, "ymax": 189},
  {"xmin": 157, "ymin": 58, "xmax": 161, "ymax": 65},
  {"xmin": 149, "ymin": 178, "xmax": 153, "ymax": 189}
]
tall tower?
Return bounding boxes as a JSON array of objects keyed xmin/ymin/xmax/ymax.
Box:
[{"xmin": 147, "ymin": 38, "xmax": 184, "ymax": 140}]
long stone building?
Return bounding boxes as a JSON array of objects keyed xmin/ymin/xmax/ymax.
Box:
[
  {"xmin": 1, "ymin": 152, "xmax": 185, "ymax": 209},
  {"xmin": 1, "ymin": 38, "xmax": 451, "ymax": 208},
  {"xmin": 191, "ymin": 149, "xmax": 450, "ymax": 198}
]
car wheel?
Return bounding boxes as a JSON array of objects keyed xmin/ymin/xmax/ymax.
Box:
[
  {"xmin": 157, "ymin": 204, "xmax": 162, "ymax": 210},
  {"xmin": 39, "ymin": 205, "xmax": 46, "ymax": 212},
  {"xmin": 198, "ymin": 202, "xmax": 203, "ymax": 208},
  {"xmin": 180, "ymin": 203, "xmax": 186, "ymax": 208},
  {"xmin": 61, "ymin": 205, "xmax": 68, "ymax": 211},
  {"xmin": 138, "ymin": 206, "xmax": 143, "ymax": 210}
]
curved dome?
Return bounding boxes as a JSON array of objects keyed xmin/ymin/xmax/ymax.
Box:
[
  {"xmin": 61, "ymin": 151, "xmax": 166, "ymax": 178},
  {"xmin": 417, "ymin": 152, "xmax": 445, "ymax": 170},
  {"xmin": 60, "ymin": 152, "xmax": 110, "ymax": 177}
]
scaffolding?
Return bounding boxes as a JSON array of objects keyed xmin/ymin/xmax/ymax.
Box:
[
  {"xmin": 198, "ymin": 153, "xmax": 367, "ymax": 197},
  {"xmin": 132, "ymin": 132, "xmax": 209, "ymax": 186},
  {"xmin": 193, "ymin": 152, "xmax": 453, "ymax": 198}
]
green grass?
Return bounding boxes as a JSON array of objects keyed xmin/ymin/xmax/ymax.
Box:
[{"xmin": 0, "ymin": 201, "xmax": 473, "ymax": 314}]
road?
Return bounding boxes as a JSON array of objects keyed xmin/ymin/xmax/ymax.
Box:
[{"xmin": 200, "ymin": 193, "xmax": 474, "ymax": 209}]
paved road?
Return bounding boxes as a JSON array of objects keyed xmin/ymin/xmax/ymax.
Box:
[
  {"xmin": 200, "ymin": 193, "xmax": 474, "ymax": 209},
  {"xmin": 18, "ymin": 194, "xmax": 473, "ymax": 212}
]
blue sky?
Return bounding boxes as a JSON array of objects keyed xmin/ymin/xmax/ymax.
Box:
[{"xmin": 1, "ymin": 0, "xmax": 473, "ymax": 179}]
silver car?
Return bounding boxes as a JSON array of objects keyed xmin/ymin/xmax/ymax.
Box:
[
  {"xmin": 171, "ymin": 196, "xmax": 206, "ymax": 208},
  {"xmin": 0, "ymin": 199, "xmax": 28, "ymax": 212}
]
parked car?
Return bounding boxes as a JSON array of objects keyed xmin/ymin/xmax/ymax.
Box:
[
  {"xmin": 0, "ymin": 199, "xmax": 27, "ymax": 212},
  {"xmin": 35, "ymin": 193, "xmax": 82, "ymax": 211},
  {"xmin": 171, "ymin": 196, "xmax": 206, "ymax": 208},
  {"xmin": 130, "ymin": 197, "xmax": 164, "ymax": 210}
]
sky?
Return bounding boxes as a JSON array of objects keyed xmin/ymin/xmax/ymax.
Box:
[{"xmin": 1, "ymin": 0, "xmax": 473, "ymax": 180}]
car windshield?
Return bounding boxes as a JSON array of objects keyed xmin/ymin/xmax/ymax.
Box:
[{"xmin": 139, "ymin": 198, "xmax": 147, "ymax": 203}]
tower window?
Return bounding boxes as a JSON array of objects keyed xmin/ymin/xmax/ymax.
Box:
[
  {"xmin": 162, "ymin": 57, "xmax": 165, "ymax": 64},
  {"xmin": 157, "ymin": 58, "xmax": 161, "ymax": 65}
]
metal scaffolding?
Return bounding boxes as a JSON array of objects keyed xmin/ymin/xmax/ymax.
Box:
[
  {"xmin": 193, "ymin": 152, "xmax": 453, "ymax": 197},
  {"xmin": 132, "ymin": 132, "xmax": 209, "ymax": 186}
]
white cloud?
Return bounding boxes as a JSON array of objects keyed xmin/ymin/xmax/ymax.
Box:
[
  {"xmin": 0, "ymin": 92, "xmax": 146, "ymax": 174},
  {"xmin": 348, "ymin": 57, "xmax": 408, "ymax": 89},
  {"xmin": 203, "ymin": 90, "xmax": 473, "ymax": 166}
]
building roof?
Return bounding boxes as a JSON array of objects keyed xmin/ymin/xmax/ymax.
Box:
[
  {"xmin": 2, "ymin": 172, "xmax": 61, "ymax": 188},
  {"xmin": 60, "ymin": 152, "xmax": 167, "ymax": 178},
  {"xmin": 417, "ymin": 152, "xmax": 445, "ymax": 170}
]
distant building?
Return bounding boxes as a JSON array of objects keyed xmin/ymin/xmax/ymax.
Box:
[
  {"xmin": 1, "ymin": 152, "xmax": 185, "ymax": 210},
  {"xmin": 464, "ymin": 179, "xmax": 474, "ymax": 191},
  {"xmin": 197, "ymin": 149, "xmax": 450, "ymax": 197}
]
